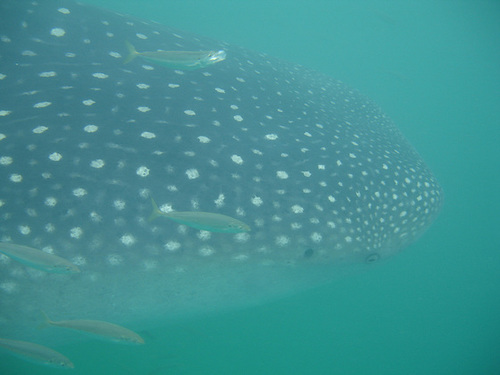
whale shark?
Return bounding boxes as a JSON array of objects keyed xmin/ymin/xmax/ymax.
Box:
[{"xmin": 0, "ymin": 0, "xmax": 442, "ymax": 343}]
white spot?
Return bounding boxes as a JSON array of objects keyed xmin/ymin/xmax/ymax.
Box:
[
  {"xmin": 136, "ymin": 166, "xmax": 150, "ymax": 177},
  {"xmin": 90, "ymin": 211, "xmax": 102, "ymax": 222},
  {"xmin": 137, "ymin": 106, "xmax": 151, "ymax": 112},
  {"xmin": 265, "ymin": 134, "xmax": 278, "ymax": 140},
  {"xmin": 113, "ymin": 200, "xmax": 126, "ymax": 210},
  {"xmin": 0, "ymin": 282, "xmax": 18, "ymax": 294},
  {"xmin": 400, "ymin": 211, "xmax": 407, "ymax": 217},
  {"xmin": 328, "ymin": 195, "xmax": 336, "ymax": 203},
  {"xmin": 345, "ymin": 236, "xmax": 353, "ymax": 243},
  {"xmin": 48, "ymin": 152, "xmax": 62, "ymax": 161},
  {"xmin": 214, "ymin": 193, "xmax": 225, "ymax": 208},
  {"xmin": 275, "ymin": 235, "xmax": 290, "ymax": 247},
  {"xmin": 65, "ymin": 52, "xmax": 76, "ymax": 58},
  {"xmin": 90, "ymin": 159, "xmax": 105, "ymax": 168},
  {"xmin": 185, "ymin": 169, "xmax": 199, "ymax": 179},
  {"xmin": 84, "ymin": 125, "xmax": 98, "ymax": 133},
  {"xmin": 44, "ymin": 197, "xmax": 57, "ymax": 207},
  {"xmin": 34, "ymin": 101, "xmax": 51, "ymax": 108},
  {"xmin": 0, "ymin": 111, "xmax": 10, "ymax": 117},
  {"xmin": 143, "ymin": 259, "xmax": 158, "ymax": 271},
  {"xmin": 72, "ymin": 256, "xmax": 87, "ymax": 267},
  {"xmin": 58, "ymin": 8, "xmax": 70, "ymax": 14},
  {"xmin": 233, "ymin": 115, "xmax": 243, "ymax": 122},
  {"xmin": 233, "ymin": 254, "xmax": 249, "ymax": 262},
  {"xmin": 39, "ymin": 71, "xmax": 56, "ymax": 78},
  {"xmin": 234, "ymin": 232, "xmax": 250, "ymax": 243},
  {"xmin": 198, "ymin": 246, "xmax": 215, "ymax": 256},
  {"xmin": 311, "ymin": 232, "xmax": 323, "ymax": 243},
  {"xmin": 141, "ymin": 132, "xmax": 156, "ymax": 139},
  {"xmin": 136, "ymin": 33, "xmax": 148, "ymax": 39},
  {"xmin": 33, "ymin": 126, "xmax": 48, "ymax": 134},
  {"xmin": 168, "ymin": 83, "xmax": 180, "ymax": 88},
  {"xmin": 50, "ymin": 28, "xmax": 66, "ymax": 37},
  {"xmin": 197, "ymin": 231, "xmax": 211, "ymax": 241},
  {"xmin": 184, "ymin": 109, "xmax": 196, "ymax": 116},
  {"xmin": 18, "ymin": 225, "xmax": 31, "ymax": 235},
  {"xmin": 165, "ymin": 241, "xmax": 181, "ymax": 252},
  {"xmin": 70, "ymin": 227, "xmax": 83, "ymax": 239},
  {"xmin": 0, "ymin": 134, "xmax": 5, "ymax": 141},
  {"xmin": 137, "ymin": 83, "xmax": 149, "ymax": 89},
  {"xmin": 82, "ymin": 99, "xmax": 95, "ymax": 106},
  {"xmin": 45, "ymin": 223, "xmax": 55, "ymax": 233},
  {"xmin": 276, "ymin": 171, "xmax": 288, "ymax": 179},
  {"xmin": 215, "ymin": 87, "xmax": 225, "ymax": 93},
  {"xmin": 291, "ymin": 205, "xmax": 304, "ymax": 214},
  {"xmin": 72, "ymin": 188, "xmax": 87, "ymax": 197},
  {"xmin": 120, "ymin": 234, "xmax": 136, "ymax": 246},
  {"xmin": 0, "ymin": 156, "xmax": 13, "ymax": 166},
  {"xmin": 251, "ymin": 195, "xmax": 263, "ymax": 207},
  {"xmin": 22, "ymin": 50, "xmax": 37, "ymax": 56},
  {"xmin": 109, "ymin": 51, "xmax": 121, "ymax": 58},
  {"xmin": 92, "ymin": 72, "xmax": 108, "ymax": 79},
  {"xmin": 107, "ymin": 254, "xmax": 123, "ymax": 266},
  {"xmin": 231, "ymin": 155, "xmax": 243, "ymax": 165},
  {"xmin": 198, "ymin": 136, "xmax": 211, "ymax": 143}
]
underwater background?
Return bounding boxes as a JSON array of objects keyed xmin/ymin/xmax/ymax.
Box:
[{"xmin": 2, "ymin": 0, "xmax": 499, "ymax": 374}]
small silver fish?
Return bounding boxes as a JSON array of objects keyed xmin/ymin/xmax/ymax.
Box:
[
  {"xmin": 40, "ymin": 311, "xmax": 145, "ymax": 345},
  {"xmin": 124, "ymin": 41, "xmax": 226, "ymax": 70},
  {"xmin": 0, "ymin": 243, "xmax": 80, "ymax": 274},
  {"xmin": 149, "ymin": 198, "xmax": 251, "ymax": 233},
  {"xmin": 0, "ymin": 338, "xmax": 74, "ymax": 369}
]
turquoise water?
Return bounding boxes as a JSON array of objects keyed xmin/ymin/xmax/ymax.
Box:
[{"xmin": 3, "ymin": 0, "xmax": 499, "ymax": 374}]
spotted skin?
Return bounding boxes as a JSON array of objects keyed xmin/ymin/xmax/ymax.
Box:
[{"xmin": 0, "ymin": 0, "xmax": 442, "ymax": 343}]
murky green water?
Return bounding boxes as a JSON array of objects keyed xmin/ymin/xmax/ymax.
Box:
[{"xmin": 2, "ymin": 0, "xmax": 499, "ymax": 373}]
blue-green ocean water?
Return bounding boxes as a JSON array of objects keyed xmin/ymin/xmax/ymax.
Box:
[{"xmin": 3, "ymin": 1, "xmax": 499, "ymax": 374}]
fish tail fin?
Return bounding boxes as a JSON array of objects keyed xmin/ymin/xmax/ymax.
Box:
[
  {"xmin": 148, "ymin": 197, "xmax": 163, "ymax": 222},
  {"xmin": 38, "ymin": 310, "xmax": 52, "ymax": 329},
  {"xmin": 124, "ymin": 41, "xmax": 138, "ymax": 64}
]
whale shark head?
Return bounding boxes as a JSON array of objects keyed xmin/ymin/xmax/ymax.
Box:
[{"xmin": 0, "ymin": 0, "xmax": 442, "ymax": 342}]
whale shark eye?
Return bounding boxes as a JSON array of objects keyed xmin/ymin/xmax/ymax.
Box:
[{"xmin": 303, "ymin": 248, "xmax": 314, "ymax": 258}]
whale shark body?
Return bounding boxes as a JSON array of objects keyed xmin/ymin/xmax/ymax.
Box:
[{"xmin": 0, "ymin": 0, "xmax": 442, "ymax": 342}]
